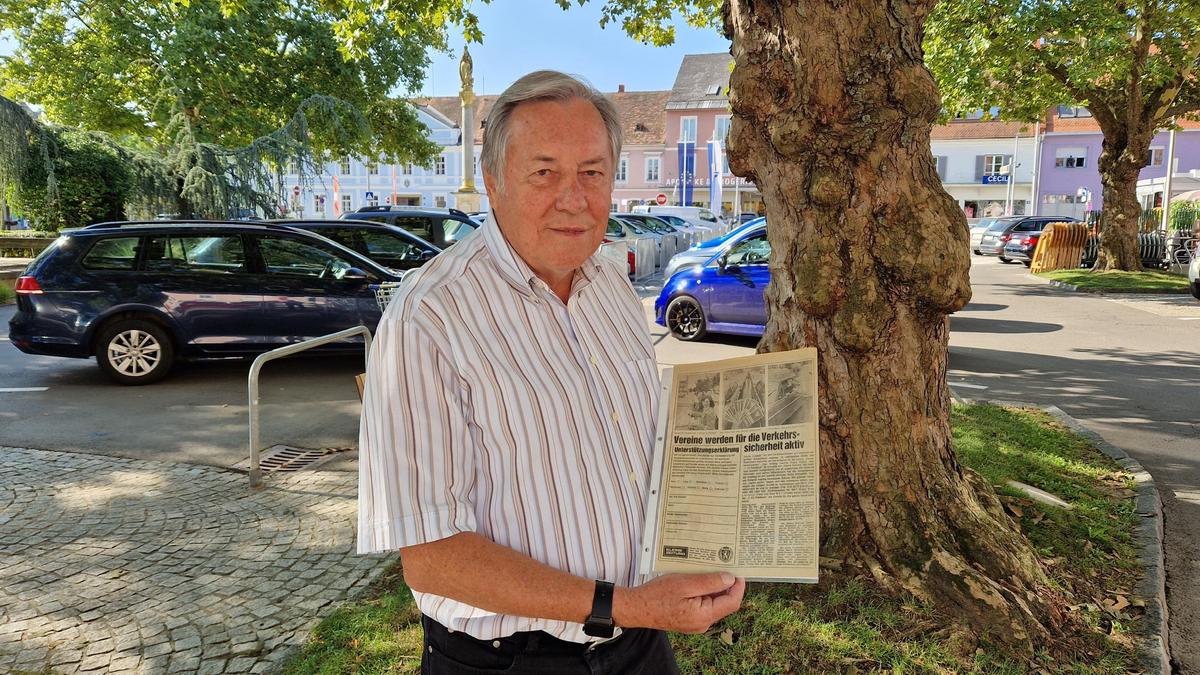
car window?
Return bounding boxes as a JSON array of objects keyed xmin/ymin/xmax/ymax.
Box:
[
  {"xmin": 699, "ymin": 210, "xmax": 718, "ymax": 222},
  {"xmin": 1013, "ymin": 221, "xmax": 1041, "ymax": 232},
  {"xmin": 441, "ymin": 218, "xmax": 476, "ymax": 245},
  {"xmin": 986, "ymin": 220, "xmax": 1012, "ymax": 232},
  {"xmin": 606, "ymin": 219, "xmax": 626, "ymax": 237},
  {"xmin": 725, "ymin": 235, "xmax": 771, "ymax": 266},
  {"xmin": 144, "ymin": 235, "xmax": 246, "ymax": 274},
  {"xmin": 360, "ymin": 229, "xmax": 429, "ymax": 260},
  {"xmin": 368, "ymin": 215, "xmax": 433, "ymax": 241},
  {"xmin": 82, "ymin": 236, "xmax": 140, "ymax": 270},
  {"xmin": 308, "ymin": 228, "xmax": 356, "ymax": 249},
  {"xmin": 258, "ymin": 236, "xmax": 357, "ymax": 279}
]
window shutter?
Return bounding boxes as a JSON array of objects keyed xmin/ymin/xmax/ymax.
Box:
[
  {"xmin": 1004, "ymin": 155, "xmax": 1013, "ymax": 176},
  {"xmin": 975, "ymin": 155, "xmax": 986, "ymax": 180},
  {"xmin": 937, "ymin": 156, "xmax": 948, "ymax": 181}
]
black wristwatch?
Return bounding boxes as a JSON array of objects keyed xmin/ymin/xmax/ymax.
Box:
[{"xmin": 583, "ymin": 580, "xmax": 616, "ymax": 638}]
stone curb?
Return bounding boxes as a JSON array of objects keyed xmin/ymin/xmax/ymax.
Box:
[
  {"xmin": 950, "ymin": 395, "xmax": 1170, "ymax": 675},
  {"xmin": 1025, "ymin": 273, "xmax": 1191, "ymax": 295}
]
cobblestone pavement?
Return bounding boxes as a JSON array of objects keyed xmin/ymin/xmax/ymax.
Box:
[{"xmin": 0, "ymin": 446, "xmax": 392, "ymax": 674}]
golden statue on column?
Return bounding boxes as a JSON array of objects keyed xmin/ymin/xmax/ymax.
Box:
[{"xmin": 455, "ymin": 46, "xmax": 480, "ymax": 209}]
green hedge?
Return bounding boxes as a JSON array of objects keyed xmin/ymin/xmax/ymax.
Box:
[{"xmin": 14, "ymin": 130, "xmax": 135, "ymax": 232}]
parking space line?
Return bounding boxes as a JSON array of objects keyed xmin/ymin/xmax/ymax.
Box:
[
  {"xmin": 951, "ymin": 382, "xmax": 989, "ymax": 390},
  {"xmin": 0, "ymin": 387, "xmax": 49, "ymax": 393}
]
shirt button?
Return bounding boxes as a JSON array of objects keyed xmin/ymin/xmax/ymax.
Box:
[
  {"xmin": 611, "ymin": 411, "xmax": 619, "ymax": 422},
  {"xmin": 492, "ymin": 640, "xmax": 501, "ymax": 649},
  {"xmin": 446, "ymin": 628, "xmax": 454, "ymax": 634},
  {"xmin": 590, "ymin": 356, "xmax": 598, "ymax": 366}
]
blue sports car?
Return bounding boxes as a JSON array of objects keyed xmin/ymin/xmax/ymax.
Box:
[{"xmin": 655, "ymin": 227, "xmax": 771, "ymax": 340}]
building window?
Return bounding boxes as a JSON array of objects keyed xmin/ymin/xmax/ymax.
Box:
[
  {"xmin": 645, "ymin": 157, "xmax": 661, "ymax": 183},
  {"xmin": 339, "ymin": 156, "xmax": 351, "ymax": 174},
  {"xmin": 1147, "ymin": 147, "xmax": 1164, "ymax": 167},
  {"xmin": 715, "ymin": 116, "xmax": 731, "ymax": 142},
  {"xmin": 680, "ymin": 117, "xmax": 697, "ymax": 144},
  {"xmin": 1057, "ymin": 105, "xmax": 1092, "ymax": 118},
  {"xmin": 935, "ymin": 155, "xmax": 947, "ymax": 180},
  {"xmin": 288, "ymin": 160, "xmax": 300, "ymax": 175},
  {"xmin": 404, "ymin": 163, "xmax": 414, "ymax": 175},
  {"xmin": 435, "ymin": 194, "xmax": 447, "ymax": 208},
  {"xmin": 1054, "ymin": 148, "xmax": 1087, "ymax": 168},
  {"xmin": 314, "ymin": 196, "xmax": 325, "ymax": 214},
  {"xmin": 340, "ymin": 194, "xmax": 352, "ymax": 213},
  {"xmin": 983, "ymin": 154, "xmax": 1005, "ymax": 175},
  {"xmin": 435, "ymin": 155, "xmax": 446, "ymax": 175},
  {"xmin": 368, "ymin": 193, "xmax": 379, "ymax": 207},
  {"xmin": 367, "ymin": 159, "xmax": 378, "ymax": 175},
  {"xmin": 616, "ymin": 157, "xmax": 628, "ymax": 183}
]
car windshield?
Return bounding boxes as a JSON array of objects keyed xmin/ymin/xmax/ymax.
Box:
[
  {"xmin": 987, "ymin": 219, "xmax": 1017, "ymax": 232},
  {"xmin": 975, "ymin": 218, "xmax": 998, "ymax": 229},
  {"xmin": 635, "ymin": 217, "xmax": 670, "ymax": 234},
  {"xmin": 617, "ymin": 217, "xmax": 647, "ymax": 235},
  {"xmin": 647, "ymin": 217, "xmax": 678, "ymax": 232}
]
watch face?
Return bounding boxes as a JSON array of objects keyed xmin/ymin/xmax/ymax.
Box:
[{"xmin": 583, "ymin": 618, "xmax": 615, "ymax": 639}]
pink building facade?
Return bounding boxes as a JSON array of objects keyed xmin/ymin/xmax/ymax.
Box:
[{"xmin": 662, "ymin": 54, "xmax": 763, "ymax": 217}]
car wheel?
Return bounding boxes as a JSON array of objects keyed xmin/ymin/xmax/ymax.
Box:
[
  {"xmin": 1022, "ymin": 261, "xmax": 1032, "ymax": 267},
  {"xmin": 972, "ymin": 249, "xmax": 982, "ymax": 256},
  {"xmin": 665, "ymin": 296, "xmax": 707, "ymax": 341},
  {"xmin": 1191, "ymin": 281, "xmax": 1200, "ymax": 301},
  {"xmin": 999, "ymin": 255, "xmax": 1013, "ymax": 264},
  {"xmin": 95, "ymin": 318, "xmax": 176, "ymax": 385}
]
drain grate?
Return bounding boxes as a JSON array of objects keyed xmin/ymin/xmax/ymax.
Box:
[{"xmin": 238, "ymin": 445, "xmax": 349, "ymax": 473}]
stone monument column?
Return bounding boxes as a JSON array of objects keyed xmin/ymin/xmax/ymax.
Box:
[{"xmin": 453, "ymin": 46, "xmax": 483, "ymax": 214}]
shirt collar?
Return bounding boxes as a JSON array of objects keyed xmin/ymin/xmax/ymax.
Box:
[{"xmin": 481, "ymin": 214, "xmax": 604, "ymax": 299}]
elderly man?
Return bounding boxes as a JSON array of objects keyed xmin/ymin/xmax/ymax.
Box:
[{"xmin": 358, "ymin": 70, "xmax": 744, "ymax": 674}]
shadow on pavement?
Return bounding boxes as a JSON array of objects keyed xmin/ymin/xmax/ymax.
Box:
[{"xmin": 949, "ymin": 316, "xmax": 1063, "ymax": 334}]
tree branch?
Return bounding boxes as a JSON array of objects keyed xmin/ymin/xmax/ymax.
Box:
[
  {"xmin": 1147, "ymin": 38, "xmax": 1200, "ymax": 123},
  {"xmin": 1125, "ymin": 0, "xmax": 1155, "ymax": 128}
]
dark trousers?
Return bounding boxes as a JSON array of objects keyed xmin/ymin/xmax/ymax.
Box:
[{"xmin": 420, "ymin": 614, "xmax": 681, "ymax": 675}]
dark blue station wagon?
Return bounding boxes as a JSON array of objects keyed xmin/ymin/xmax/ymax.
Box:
[{"xmin": 9, "ymin": 221, "xmax": 404, "ymax": 385}]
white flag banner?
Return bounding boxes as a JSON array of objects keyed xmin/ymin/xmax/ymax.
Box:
[{"xmin": 709, "ymin": 139, "xmax": 724, "ymax": 214}]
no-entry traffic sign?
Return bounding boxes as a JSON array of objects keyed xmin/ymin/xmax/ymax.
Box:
[{"xmin": 655, "ymin": 193, "xmax": 668, "ymax": 206}]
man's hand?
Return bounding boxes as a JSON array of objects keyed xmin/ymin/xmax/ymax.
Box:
[{"xmin": 614, "ymin": 572, "xmax": 746, "ymax": 634}]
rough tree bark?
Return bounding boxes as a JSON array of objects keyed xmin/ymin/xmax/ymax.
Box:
[
  {"xmin": 723, "ymin": 0, "xmax": 1062, "ymax": 652},
  {"xmin": 1094, "ymin": 125, "xmax": 1153, "ymax": 272}
]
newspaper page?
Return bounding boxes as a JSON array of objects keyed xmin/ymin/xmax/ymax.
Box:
[{"xmin": 640, "ymin": 349, "xmax": 818, "ymax": 582}]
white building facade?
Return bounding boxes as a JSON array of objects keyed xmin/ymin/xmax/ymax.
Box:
[
  {"xmin": 930, "ymin": 122, "xmax": 1038, "ymax": 219},
  {"xmin": 280, "ymin": 106, "xmax": 487, "ymax": 219}
]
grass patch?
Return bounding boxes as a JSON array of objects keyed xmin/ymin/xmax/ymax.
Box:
[
  {"xmin": 280, "ymin": 404, "xmax": 1142, "ymax": 674},
  {"xmin": 0, "ymin": 284, "xmax": 13, "ymax": 304},
  {"xmin": 1039, "ymin": 268, "xmax": 1191, "ymax": 293}
]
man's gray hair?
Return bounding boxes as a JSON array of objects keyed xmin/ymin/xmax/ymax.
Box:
[{"xmin": 482, "ymin": 70, "xmax": 623, "ymax": 190}]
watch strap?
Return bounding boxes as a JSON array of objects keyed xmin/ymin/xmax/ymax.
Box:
[{"xmin": 583, "ymin": 580, "xmax": 615, "ymax": 638}]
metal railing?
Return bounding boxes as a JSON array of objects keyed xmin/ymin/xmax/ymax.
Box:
[{"xmin": 247, "ymin": 325, "xmax": 373, "ymax": 487}]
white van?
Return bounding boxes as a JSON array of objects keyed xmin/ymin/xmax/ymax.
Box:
[{"xmin": 642, "ymin": 206, "xmax": 726, "ymax": 234}]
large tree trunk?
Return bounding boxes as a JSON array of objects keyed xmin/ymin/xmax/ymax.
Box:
[
  {"xmin": 724, "ymin": 0, "xmax": 1061, "ymax": 653},
  {"xmin": 1095, "ymin": 130, "xmax": 1152, "ymax": 272}
]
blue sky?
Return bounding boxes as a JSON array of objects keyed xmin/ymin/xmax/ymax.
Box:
[{"xmin": 0, "ymin": 5, "xmax": 729, "ymax": 98}]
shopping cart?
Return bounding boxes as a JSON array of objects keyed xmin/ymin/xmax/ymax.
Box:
[{"xmin": 372, "ymin": 282, "xmax": 403, "ymax": 311}]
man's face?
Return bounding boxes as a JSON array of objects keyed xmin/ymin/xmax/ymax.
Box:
[{"xmin": 485, "ymin": 97, "xmax": 613, "ymax": 286}]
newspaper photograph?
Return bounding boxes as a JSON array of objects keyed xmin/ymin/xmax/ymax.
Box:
[{"xmin": 640, "ymin": 349, "xmax": 819, "ymax": 582}]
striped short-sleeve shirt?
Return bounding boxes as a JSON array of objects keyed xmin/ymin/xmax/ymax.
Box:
[{"xmin": 357, "ymin": 215, "xmax": 661, "ymax": 643}]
